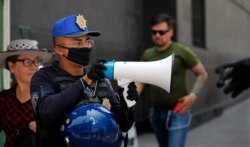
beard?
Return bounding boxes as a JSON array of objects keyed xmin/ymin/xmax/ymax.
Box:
[
  {"xmin": 154, "ymin": 39, "xmax": 165, "ymax": 48},
  {"xmin": 153, "ymin": 38, "xmax": 172, "ymax": 51}
]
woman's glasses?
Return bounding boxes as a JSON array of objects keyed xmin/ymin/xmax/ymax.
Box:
[{"xmin": 15, "ymin": 58, "xmax": 42, "ymax": 67}]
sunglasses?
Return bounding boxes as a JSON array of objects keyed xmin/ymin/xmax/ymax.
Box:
[{"xmin": 152, "ymin": 29, "xmax": 170, "ymax": 36}]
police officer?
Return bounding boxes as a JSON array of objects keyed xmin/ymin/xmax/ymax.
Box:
[{"xmin": 30, "ymin": 14, "xmax": 138, "ymax": 147}]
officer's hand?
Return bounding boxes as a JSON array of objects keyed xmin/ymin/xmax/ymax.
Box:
[
  {"xmin": 87, "ymin": 59, "xmax": 107, "ymax": 81},
  {"xmin": 118, "ymin": 82, "xmax": 139, "ymax": 108},
  {"xmin": 215, "ymin": 58, "xmax": 250, "ymax": 98}
]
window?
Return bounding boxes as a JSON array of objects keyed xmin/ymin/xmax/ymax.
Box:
[{"xmin": 192, "ymin": 0, "xmax": 206, "ymax": 48}]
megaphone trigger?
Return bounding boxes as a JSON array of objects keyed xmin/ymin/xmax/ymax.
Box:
[{"xmin": 117, "ymin": 79, "xmax": 136, "ymax": 108}]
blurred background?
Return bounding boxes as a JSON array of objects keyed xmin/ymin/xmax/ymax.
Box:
[{"xmin": 1, "ymin": 0, "xmax": 250, "ymax": 145}]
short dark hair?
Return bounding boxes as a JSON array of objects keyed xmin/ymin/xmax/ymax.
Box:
[
  {"xmin": 151, "ymin": 13, "xmax": 175, "ymax": 28},
  {"xmin": 5, "ymin": 55, "xmax": 19, "ymax": 70}
]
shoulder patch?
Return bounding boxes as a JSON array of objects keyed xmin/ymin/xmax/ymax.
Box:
[{"xmin": 31, "ymin": 92, "xmax": 39, "ymax": 110}]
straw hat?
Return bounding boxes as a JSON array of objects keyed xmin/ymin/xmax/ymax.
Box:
[{"xmin": 0, "ymin": 39, "xmax": 53, "ymax": 68}]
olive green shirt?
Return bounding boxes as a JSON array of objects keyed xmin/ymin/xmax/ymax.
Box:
[{"xmin": 141, "ymin": 42, "xmax": 199, "ymax": 110}]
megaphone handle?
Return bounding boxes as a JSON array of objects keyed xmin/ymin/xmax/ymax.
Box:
[{"xmin": 117, "ymin": 79, "xmax": 136, "ymax": 108}]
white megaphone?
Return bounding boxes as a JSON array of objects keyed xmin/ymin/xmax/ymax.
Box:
[{"xmin": 103, "ymin": 54, "xmax": 174, "ymax": 107}]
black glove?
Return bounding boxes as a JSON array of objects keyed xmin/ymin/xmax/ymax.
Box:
[
  {"xmin": 114, "ymin": 85, "xmax": 136, "ymax": 131},
  {"xmin": 118, "ymin": 82, "xmax": 139, "ymax": 108},
  {"xmin": 127, "ymin": 82, "xmax": 139, "ymax": 101},
  {"xmin": 87, "ymin": 59, "xmax": 107, "ymax": 81},
  {"xmin": 215, "ymin": 58, "xmax": 250, "ymax": 98}
]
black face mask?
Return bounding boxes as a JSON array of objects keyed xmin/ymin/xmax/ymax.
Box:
[{"xmin": 62, "ymin": 47, "xmax": 92, "ymax": 66}]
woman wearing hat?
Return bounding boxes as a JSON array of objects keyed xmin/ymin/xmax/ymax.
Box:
[{"xmin": 0, "ymin": 39, "xmax": 52, "ymax": 147}]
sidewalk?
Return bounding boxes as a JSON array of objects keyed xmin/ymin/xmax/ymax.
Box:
[{"xmin": 137, "ymin": 98, "xmax": 250, "ymax": 147}]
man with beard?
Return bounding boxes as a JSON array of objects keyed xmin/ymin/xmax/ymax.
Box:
[{"xmin": 136, "ymin": 13, "xmax": 207, "ymax": 147}]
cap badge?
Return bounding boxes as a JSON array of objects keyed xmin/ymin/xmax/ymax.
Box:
[{"xmin": 76, "ymin": 14, "xmax": 87, "ymax": 30}]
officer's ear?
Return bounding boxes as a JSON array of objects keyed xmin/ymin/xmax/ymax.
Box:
[
  {"xmin": 53, "ymin": 37, "xmax": 66, "ymax": 56},
  {"xmin": 54, "ymin": 46, "xmax": 65, "ymax": 56}
]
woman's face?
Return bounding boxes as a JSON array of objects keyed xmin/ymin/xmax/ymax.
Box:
[{"xmin": 8, "ymin": 54, "xmax": 41, "ymax": 84}]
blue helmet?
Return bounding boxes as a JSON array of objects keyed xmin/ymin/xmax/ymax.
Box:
[{"xmin": 61, "ymin": 103, "xmax": 119, "ymax": 147}]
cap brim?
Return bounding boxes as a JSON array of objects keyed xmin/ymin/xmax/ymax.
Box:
[
  {"xmin": 64, "ymin": 30, "xmax": 100, "ymax": 37},
  {"xmin": 0, "ymin": 50, "xmax": 53, "ymax": 68}
]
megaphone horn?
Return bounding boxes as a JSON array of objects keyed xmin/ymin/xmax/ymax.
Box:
[{"xmin": 103, "ymin": 54, "xmax": 174, "ymax": 93}]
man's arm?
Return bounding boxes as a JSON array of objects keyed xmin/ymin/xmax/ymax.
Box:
[
  {"xmin": 135, "ymin": 82, "xmax": 145, "ymax": 95},
  {"xmin": 191, "ymin": 62, "xmax": 208, "ymax": 96},
  {"xmin": 178, "ymin": 62, "xmax": 208, "ymax": 115}
]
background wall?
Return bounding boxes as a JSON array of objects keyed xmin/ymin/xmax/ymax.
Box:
[{"xmin": 10, "ymin": 0, "xmax": 143, "ymax": 61}]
